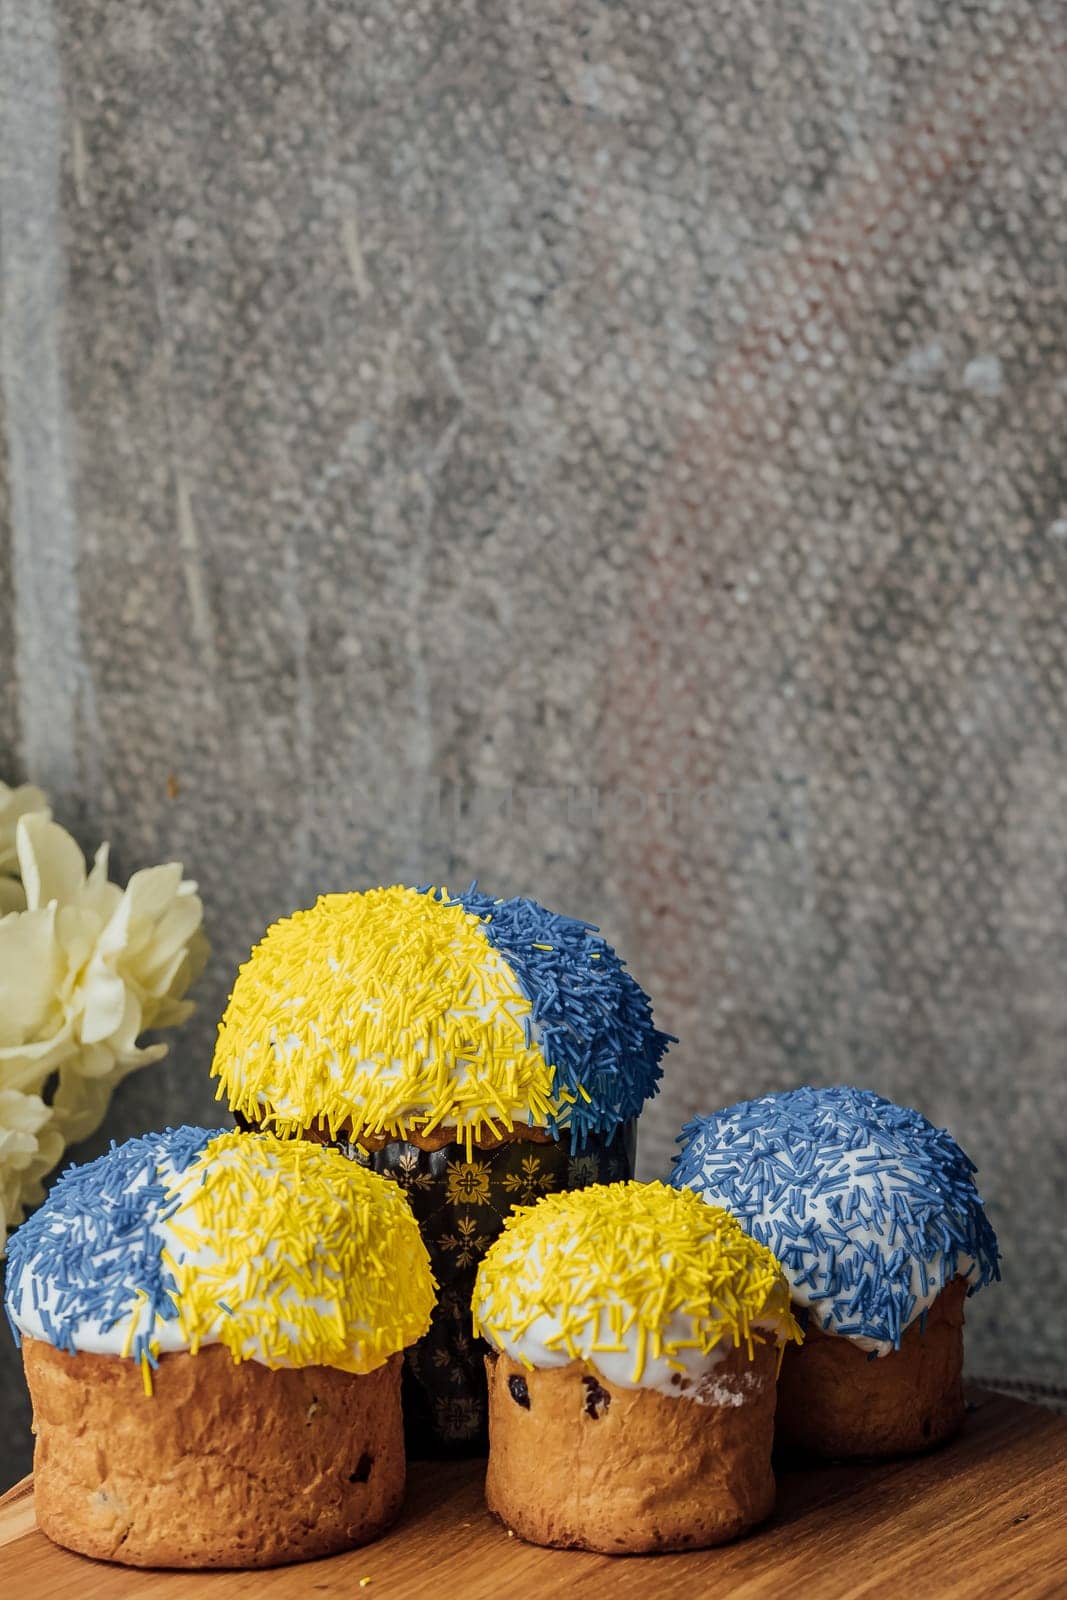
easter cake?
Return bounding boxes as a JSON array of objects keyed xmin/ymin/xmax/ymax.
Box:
[
  {"xmin": 4, "ymin": 1127, "xmax": 435, "ymax": 1566},
  {"xmin": 671, "ymin": 1086, "xmax": 999, "ymax": 1458}
]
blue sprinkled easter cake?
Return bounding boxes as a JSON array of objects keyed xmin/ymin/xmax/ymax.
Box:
[
  {"xmin": 5, "ymin": 1126, "xmax": 435, "ymax": 1568},
  {"xmin": 211, "ymin": 883, "xmax": 674, "ymax": 1456},
  {"xmin": 671, "ymin": 1086, "xmax": 999, "ymax": 1458}
]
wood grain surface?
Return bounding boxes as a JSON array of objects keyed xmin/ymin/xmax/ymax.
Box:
[{"xmin": 1, "ymin": 1389, "xmax": 1064, "ymax": 1599}]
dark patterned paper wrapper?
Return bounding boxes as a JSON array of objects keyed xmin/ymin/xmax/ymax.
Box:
[{"xmin": 336, "ymin": 1125, "xmax": 636, "ymax": 1458}]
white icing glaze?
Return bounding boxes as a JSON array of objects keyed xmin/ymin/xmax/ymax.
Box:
[
  {"xmin": 9, "ymin": 1154, "xmax": 187, "ymax": 1357},
  {"xmin": 9, "ymin": 1148, "xmax": 365, "ymax": 1368},
  {"xmin": 255, "ymin": 995, "xmax": 553, "ymax": 1133},
  {"xmin": 477, "ymin": 1299, "xmax": 782, "ymax": 1405},
  {"xmin": 811, "ymin": 1250, "xmax": 977, "ymax": 1355},
  {"xmin": 241, "ymin": 943, "xmax": 557, "ymax": 1133},
  {"xmin": 698, "ymin": 1145, "xmax": 981, "ymax": 1357}
]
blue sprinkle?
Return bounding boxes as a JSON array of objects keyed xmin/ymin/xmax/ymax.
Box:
[
  {"xmin": 667, "ymin": 1086, "xmax": 1000, "ymax": 1351},
  {"xmin": 4, "ymin": 1126, "xmax": 218, "ymax": 1361},
  {"xmin": 422, "ymin": 882, "xmax": 675, "ymax": 1148}
]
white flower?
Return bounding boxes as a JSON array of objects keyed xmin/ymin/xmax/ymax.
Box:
[
  {"xmin": 0, "ymin": 809, "xmax": 207, "ymax": 1241},
  {"xmin": 0, "ymin": 1089, "xmax": 65, "ymax": 1239},
  {"xmin": 0, "ymin": 780, "xmax": 50, "ymax": 914}
]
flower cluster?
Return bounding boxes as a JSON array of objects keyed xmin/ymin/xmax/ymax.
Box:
[
  {"xmin": 0, "ymin": 782, "xmax": 47, "ymax": 913},
  {"xmin": 0, "ymin": 781, "xmax": 207, "ymax": 1245}
]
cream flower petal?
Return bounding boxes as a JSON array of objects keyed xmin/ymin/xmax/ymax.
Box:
[
  {"xmin": 0, "ymin": 879, "xmax": 26, "ymax": 914},
  {"xmin": 80, "ymin": 964, "xmax": 130, "ymax": 1046},
  {"xmin": 109, "ymin": 985, "xmax": 146, "ymax": 1061},
  {"xmin": 0, "ymin": 1087, "xmax": 52, "ymax": 1145},
  {"xmin": 50, "ymin": 1072, "xmax": 118, "ymax": 1148},
  {"xmin": 55, "ymin": 903, "xmax": 104, "ymax": 985},
  {"xmin": 0, "ymin": 906, "xmax": 63, "ymax": 1047},
  {"xmin": 187, "ymin": 926, "xmax": 210, "ymax": 983},
  {"xmin": 0, "ymin": 782, "xmax": 50, "ymax": 877},
  {"xmin": 97, "ymin": 863, "xmax": 186, "ymax": 961},
  {"xmin": 0, "ymin": 1030, "xmax": 77, "ymax": 1096},
  {"xmin": 62, "ymin": 1041, "xmax": 115, "ymax": 1080},
  {"xmin": 0, "ymin": 1089, "xmax": 63, "ymax": 1244},
  {"xmin": 80, "ymin": 844, "xmax": 123, "ymax": 923},
  {"xmin": 0, "ymin": 780, "xmax": 49, "ymax": 818},
  {"xmin": 86, "ymin": 841, "xmax": 110, "ymax": 886},
  {"xmin": 16, "ymin": 814, "xmax": 87, "ymax": 911},
  {"xmin": 162, "ymin": 928, "xmax": 209, "ymax": 1001},
  {"xmin": 51, "ymin": 1047, "xmax": 165, "ymax": 1147},
  {"xmin": 11, "ymin": 1120, "xmax": 66, "ymax": 1217},
  {"xmin": 136, "ymin": 949, "xmax": 190, "ymax": 1010},
  {"xmin": 135, "ymin": 892, "xmax": 206, "ymax": 987},
  {"xmin": 144, "ymin": 994, "xmax": 195, "ymax": 1031},
  {"xmin": 2, "ymin": 809, "xmax": 205, "ymax": 1242}
]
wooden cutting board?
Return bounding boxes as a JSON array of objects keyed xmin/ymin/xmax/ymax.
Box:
[{"xmin": 1, "ymin": 1388, "xmax": 1064, "ymax": 1599}]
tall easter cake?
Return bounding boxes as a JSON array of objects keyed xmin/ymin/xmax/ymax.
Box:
[{"xmin": 212, "ymin": 883, "xmax": 672, "ymax": 1453}]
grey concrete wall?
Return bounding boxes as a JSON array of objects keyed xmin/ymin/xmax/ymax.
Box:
[{"xmin": 2, "ymin": 0, "xmax": 1065, "ymax": 1488}]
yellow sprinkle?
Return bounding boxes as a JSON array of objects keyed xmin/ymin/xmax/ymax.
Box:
[
  {"xmin": 473, "ymin": 1182, "xmax": 801, "ymax": 1377},
  {"xmin": 211, "ymin": 886, "xmax": 567, "ymax": 1142},
  {"xmin": 164, "ymin": 1130, "xmax": 436, "ymax": 1375}
]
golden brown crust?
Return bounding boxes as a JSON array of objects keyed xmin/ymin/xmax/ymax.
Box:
[
  {"xmin": 298, "ymin": 1120, "xmax": 553, "ymax": 1153},
  {"xmin": 23, "ymin": 1339, "xmax": 406, "ymax": 1568},
  {"xmin": 775, "ymin": 1276, "xmax": 968, "ymax": 1460},
  {"xmin": 484, "ymin": 1343, "xmax": 779, "ymax": 1553}
]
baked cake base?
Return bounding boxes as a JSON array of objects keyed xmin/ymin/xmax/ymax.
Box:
[
  {"xmin": 775, "ymin": 1277, "xmax": 968, "ymax": 1459},
  {"xmin": 23, "ymin": 1339, "xmax": 405, "ymax": 1567},
  {"xmin": 484, "ymin": 1342, "xmax": 779, "ymax": 1553}
]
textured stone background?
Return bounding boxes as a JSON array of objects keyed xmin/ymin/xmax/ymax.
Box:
[{"xmin": 2, "ymin": 0, "xmax": 1066, "ymax": 1487}]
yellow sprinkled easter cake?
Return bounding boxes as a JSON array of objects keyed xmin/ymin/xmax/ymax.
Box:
[{"xmin": 473, "ymin": 1180, "xmax": 800, "ymax": 1553}]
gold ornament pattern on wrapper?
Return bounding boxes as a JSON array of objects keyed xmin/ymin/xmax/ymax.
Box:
[
  {"xmin": 445, "ymin": 1160, "xmax": 493, "ymax": 1208},
  {"xmin": 333, "ymin": 1129, "xmax": 634, "ymax": 1447}
]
